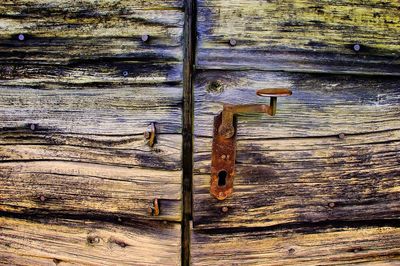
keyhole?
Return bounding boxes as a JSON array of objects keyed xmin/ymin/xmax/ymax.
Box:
[{"xmin": 218, "ymin": 170, "xmax": 227, "ymax": 187}]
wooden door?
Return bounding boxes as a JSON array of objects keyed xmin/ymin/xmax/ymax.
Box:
[
  {"xmin": 192, "ymin": 0, "xmax": 400, "ymax": 265},
  {"xmin": 1, "ymin": 1, "xmax": 400, "ymax": 265},
  {"xmin": 0, "ymin": 1, "xmax": 184, "ymax": 264}
]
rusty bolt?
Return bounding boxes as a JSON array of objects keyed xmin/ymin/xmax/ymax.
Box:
[
  {"xmin": 338, "ymin": 133, "xmax": 345, "ymax": 140},
  {"xmin": 221, "ymin": 206, "xmax": 229, "ymax": 213},
  {"xmin": 148, "ymin": 198, "xmax": 160, "ymax": 216},
  {"xmin": 141, "ymin": 34, "xmax": 149, "ymax": 42},
  {"xmin": 328, "ymin": 202, "xmax": 335, "ymax": 208},
  {"xmin": 353, "ymin": 44, "xmax": 361, "ymax": 52},
  {"xmin": 229, "ymin": 39, "xmax": 237, "ymax": 46}
]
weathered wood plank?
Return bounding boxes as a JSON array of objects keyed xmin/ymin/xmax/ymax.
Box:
[
  {"xmin": 192, "ymin": 226, "xmax": 400, "ymax": 265},
  {"xmin": 194, "ymin": 70, "xmax": 400, "ymax": 138},
  {"xmin": 0, "ymin": 1, "xmax": 183, "ymax": 63},
  {"xmin": 0, "ymin": 131, "xmax": 181, "ymax": 170},
  {"xmin": 0, "ymin": 216, "xmax": 180, "ymax": 265},
  {"xmin": 197, "ymin": 0, "xmax": 400, "ymax": 74},
  {"xmin": 0, "ymin": 160, "xmax": 181, "ymax": 221},
  {"xmin": 0, "ymin": 84, "xmax": 182, "ymax": 135},
  {"xmin": 194, "ymin": 129, "xmax": 400, "ymax": 228},
  {"xmin": 193, "ymin": 70, "xmax": 400, "ymax": 229}
]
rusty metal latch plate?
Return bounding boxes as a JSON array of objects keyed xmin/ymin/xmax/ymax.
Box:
[
  {"xmin": 210, "ymin": 88, "xmax": 292, "ymax": 200},
  {"xmin": 210, "ymin": 113, "xmax": 237, "ymax": 200}
]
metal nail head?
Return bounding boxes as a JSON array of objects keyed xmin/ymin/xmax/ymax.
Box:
[{"xmin": 353, "ymin": 44, "xmax": 361, "ymax": 52}]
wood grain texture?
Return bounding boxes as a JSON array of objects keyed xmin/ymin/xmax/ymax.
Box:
[
  {"xmin": 0, "ymin": 84, "xmax": 182, "ymax": 135},
  {"xmin": 192, "ymin": 226, "xmax": 400, "ymax": 265},
  {"xmin": 194, "ymin": 129, "xmax": 400, "ymax": 228},
  {"xmin": 0, "ymin": 0, "xmax": 184, "ymax": 222},
  {"xmin": 197, "ymin": 0, "xmax": 400, "ymax": 74},
  {"xmin": 193, "ymin": 70, "xmax": 400, "ymax": 229},
  {"xmin": 0, "ymin": 0, "xmax": 184, "ymax": 135},
  {"xmin": 0, "ymin": 216, "xmax": 180, "ymax": 266},
  {"xmin": 0, "ymin": 131, "xmax": 182, "ymax": 220},
  {"xmin": 0, "ymin": 160, "xmax": 181, "ymax": 221},
  {"xmin": 0, "ymin": 131, "xmax": 181, "ymax": 170},
  {"xmin": 194, "ymin": 70, "xmax": 400, "ymax": 138},
  {"xmin": 0, "ymin": 0, "xmax": 183, "ymax": 62}
]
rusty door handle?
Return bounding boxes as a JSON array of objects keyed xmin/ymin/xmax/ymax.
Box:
[{"xmin": 210, "ymin": 88, "xmax": 292, "ymax": 200}]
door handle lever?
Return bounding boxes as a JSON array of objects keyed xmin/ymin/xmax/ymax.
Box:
[{"xmin": 211, "ymin": 88, "xmax": 292, "ymax": 200}]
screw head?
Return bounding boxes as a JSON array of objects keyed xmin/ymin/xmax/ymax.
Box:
[
  {"xmin": 229, "ymin": 39, "xmax": 237, "ymax": 46},
  {"xmin": 122, "ymin": 71, "xmax": 129, "ymax": 77},
  {"xmin": 338, "ymin": 133, "xmax": 345, "ymax": 140},
  {"xmin": 39, "ymin": 195, "xmax": 46, "ymax": 202},
  {"xmin": 30, "ymin": 124, "xmax": 36, "ymax": 131},
  {"xmin": 141, "ymin": 34, "xmax": 149, "ymax": 42},
  {"xmin": 221, "ymin": 206, "xmax": 229, "ymax": 213},
  {"xmin": 18, "ymin": 34, "xmax": 25, "ymax": 41},
  {"xmin": 353, "ymin": 44, "xmax": 361, "ymax": 52},
  {"xmin": 328, "ymin": 202, "xmax": 335, "ymax": 208},
  {"xmin": 221, "ymin": 154, "xmax": 226, "ymax": 160}
]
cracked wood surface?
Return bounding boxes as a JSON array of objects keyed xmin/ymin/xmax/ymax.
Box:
[
  {"xmin": 193, "ymin": 70, "xmax": 400, "ymax": 229},
  {"xmin": 197, "ymin": 0, "xmax": 400, "ymax": 75},
  {"xmin": 0, "ymin": 217, "xmax": 181, "ymax": 266},
  {"xmin": 192, "ymin": 225, "xmax": 400, "ymax": 265},
  {"xmin": 0, "ymin": 0, "xmax": 184, "ymax": 264},
  {"xmin": 0, "ymin": 0, "xmax": 183, "ymax": 219}
]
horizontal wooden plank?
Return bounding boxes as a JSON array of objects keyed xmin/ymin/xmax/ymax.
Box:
[
  {"xmin": 0, "ymin": 0, "xmax": 183, "ymax": 9},
  {"xmin": 192, "ymin": 226, "xmax": 400, "ymax": 265},
  {"xmin": 0, "ymin": 84, "xmax": 182, "ymax": 134},
  {"xmin": 0, "ymin": 62, "xmax": 182, "ymax": 84},
  {"xmin": 197, "ymin": 0, "xmax": 400, "ymax": 75},
  {"xmin": 194, "ymin": 70, "xmax": 400, "ymax": 138},
  {"xmin": 0, "ymin": 216, "xmax": 180, "ymax": 265},
  {"xmin": 194, "ymin": 129, "xmax": 400, "ymax": 228},
  {"xmin": 0, "ymin": 161, "xmax": 181, "ymax": 221},
  {"xmin": 0, "ymin": 131, "xmax": 181, "ymax": 170},
  {"xmin": 0, "ymin": 1, "xmax": 183, "ymax": 63}
]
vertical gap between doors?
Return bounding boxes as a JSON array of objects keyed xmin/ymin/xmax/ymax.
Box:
[{"xmin": 182, "ymin": 0, "xmax": 196, "ymax": 265}]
